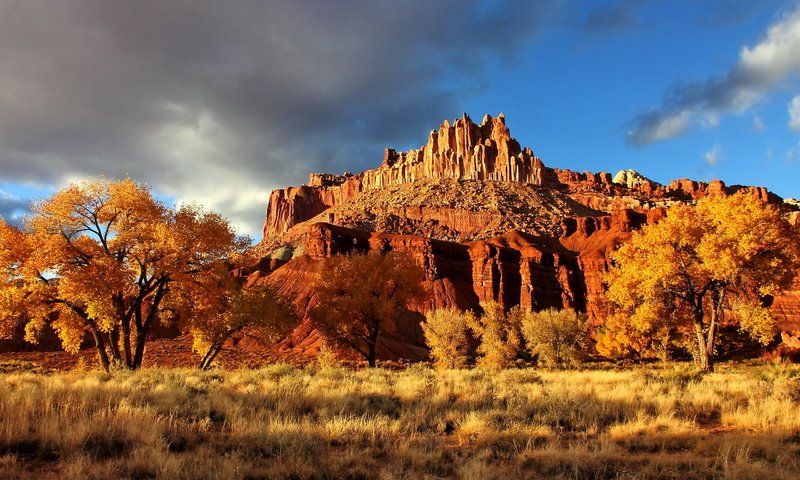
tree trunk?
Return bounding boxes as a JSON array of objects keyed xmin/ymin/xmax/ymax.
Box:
[
  {"xmin": 108, "ymin": 327, "xmax": 122, "ymax": 365},
  {"xmin": 200, "ymin": 343, "xmax": 224, "ymax": 371},
  {"xmin": 693, "ymin": 304, "xmax": 712, "ymax": 373},
  {"xmin": 131, "ymin": 327, "xmax": 147, "ymax": 370},
  {"xmin": 694, "ymin": 326, "xmax": 711, "ymax": 373},
  {"xmin": 88, "ymin": 322, "xmax": 111, "ymax": 373},
  {"xmin": 704, "ymin": 289, "xmax": 725, "ymax": 374},
  {"xmin": 366, "ymin": 328, "xmax": 381, "ymax": 368},
  {"xmin": 121, "ymin": 316, "xmax": 133, "ymax": 368},
  {"xmin": 130, "ymin": 281, "xmax": 168, "ymax": 370},
  {"xmin": 367, "ymin": 343, "xmax": 377, "ymax": 368}
]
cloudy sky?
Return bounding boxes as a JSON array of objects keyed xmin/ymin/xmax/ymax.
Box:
[{"xmin": 1, "ymin": 0, "xmax": 799, "ymax": 239}]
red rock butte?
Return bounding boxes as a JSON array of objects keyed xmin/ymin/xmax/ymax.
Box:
[{"xmin": 247, "ymin": 113, "xmax": 800, "ymax": 360}]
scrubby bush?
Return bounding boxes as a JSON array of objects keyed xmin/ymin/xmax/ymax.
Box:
[
  {"xmin": 421, "ymin": 308, "xmax": 474, "ymax": 369},
  {"xmin": 521, "ymin": 308, "xmax": 588, "ymax": 368},
  {"xmin": 468, "ymin": 303, "xmax": 522, "ymax": 369}
]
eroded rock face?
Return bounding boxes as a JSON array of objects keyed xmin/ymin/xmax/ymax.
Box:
[
  {"xmin": 250, "ymin": 209, "xmax": 667, "ymax": 357},
  {"xmin": 613, "ymin": 169, "xmax": 660, "ymax": 193},
  {"xmin": 251, "ymin": 222, "xmax": 589, "ymax": 357},
  {"xmin": 262, "ymin": 113, "xmax": 554, "ymax": 240},
  {"xmin": 249, "ymin": 113, "xmax": 798, "ymax": 359},
  {"xmin": 262, "ymin": 115, "xmax": 785, "ymax": 243}
]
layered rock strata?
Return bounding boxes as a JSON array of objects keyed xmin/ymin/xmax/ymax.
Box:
[
  {"xmin": 262, "ymin": 114, "xmax": 784, "ymax": 242},
  {"xmin": 263, "ymin": 113, "xmax": 551, "ymax": 239}
]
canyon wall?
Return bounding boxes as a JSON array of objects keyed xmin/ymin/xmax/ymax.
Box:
[
  {"xmin": 262, "ymin": 113, "xmax": 784, "ymax": 242},
  {"xmin": 263, "ymin": 113, "xmax": 552, "ymax": 240}
]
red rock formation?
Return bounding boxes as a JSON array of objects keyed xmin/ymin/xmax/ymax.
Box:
[
  {"xmin": 249, "ymin": 222, "xmax": 592, "ymax": 357},
  {"xmin": 262, "ymin": 113, "xmax": 558, "ymax": 240},
  {"xmin": 662, "ymin": 178, "xmax": 780, "ymax": 203},
  {"xmin": 558, "ymin": 209, "xmax": 654, "ymax": 321},
  {"xmin": 261, "ymin": 114, "xmax": 784, "ymax": 243},
  {"xmin": 251, "ymin": 113, "xmax": 797, "ymax": 360}
]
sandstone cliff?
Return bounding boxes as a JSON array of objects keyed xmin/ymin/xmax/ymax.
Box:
[
  {"xmin": 247, "ymin": 113, "xmax": 798, "ymax": 360},
  {"xmin": 262, "ymin": 114, "xmax": 784, "ymax": 244},
  {"xmin": 262, "ymin": 113, "xmax": 553, "ymax": 240}
]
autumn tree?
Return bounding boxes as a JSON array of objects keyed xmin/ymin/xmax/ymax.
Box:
[
  {"xmin": 602, "ymin": 193, "xmax": 799, "ymax": 372},
  {"xmin": 0, "ymin": 179, "xmax": 247, "ymax": 372},
  {"xmin": 521, "ymin": 308, "xmax": 588, "ymax": 368},
  {"xmin": 178, "ymin": 277, "xmax": 297, "ymax": 370},
  {"xmin": 468, "ymin": 302, "xmax": 522, "ymax": 369},
  {"xmin": 310, "ymin": 251, "xmax": 427, "ymax": 368},
  {"xmin": 421, "ymin": 308, "xmax": 474, "ymax": 369}
]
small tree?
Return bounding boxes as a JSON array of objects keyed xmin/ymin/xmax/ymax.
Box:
[
  {"xmin": 310, "ymin": 251, "xmax": 426, "ymax": 368},
  {"xmin": 421, "ymin": 308, "xmax": 474, "ymax": 369},
  {"xmin": 521, "ymin": 308, "xmax": 588, "ymax": 368},
  {"xmin": 0, "ymin": 179, "xmax": 247, "ymax": 372},
  {"xmin": 603, "ymin": 193, "xmax": 799, "ymax": 372},
  {"xmin": 183, "ymin": 280, "xmax": 297, "ymax": 370},
  {"xmin": 468, "ymin": 302, "xmax": 522, "ymax": 369}
]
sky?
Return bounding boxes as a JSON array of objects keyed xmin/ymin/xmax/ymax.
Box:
[{"xmin": 1, "ymin": 0, "xmax": 800, "ymax": 240}]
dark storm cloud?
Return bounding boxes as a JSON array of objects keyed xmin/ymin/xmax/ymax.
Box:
[{"xmin": 0, "ymin": 0, "xmax": 559, "ymax": 236}]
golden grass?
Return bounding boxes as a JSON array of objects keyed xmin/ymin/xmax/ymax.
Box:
[{"xmin": 1, "ymin": 362, "xmax": 799, "ymax": 479}]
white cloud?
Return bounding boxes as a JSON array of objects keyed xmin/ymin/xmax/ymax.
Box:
[
  {"xmin": 704, "ymin": 144, "xmax": 723, "ymax": 166},
  {"xmin": 629, "ymin": 7, "xmax": 800, "ymax": 146},
  {"xmin": 627, "ymin": 110, "xmax": 692, "ymax": 145},
  {"xmin": 789, "ymin": 95, "xmax": 800, "ymax": 130}
]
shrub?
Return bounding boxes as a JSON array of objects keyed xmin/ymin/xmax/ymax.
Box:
[
  {"xmin": 421, "ymin": 308, "xmax": 474, "ymax": 369},
  {"xmin": 469, "ymin": 303, "xmax": 522, "ymax": 369},
  {"xmin": 521, "ymin": 308, "xmax": 588, "ymax": 368}
]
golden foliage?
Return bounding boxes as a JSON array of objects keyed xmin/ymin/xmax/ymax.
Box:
[
  {"xmin": 730, "ymin": 302, "xmax": 777, "ymax": 346},
  {"xmin": 468, "ymin": 302, "xmax": 522, "ymax": 369},
  {"xmin": 188, "ymin": 281, "xmax": 297, "ymax": 370},
  {"xmin": 595, "ymin": 312, "xmax": 672, "ymax": 360},
  {"xmin": 602, "ymin": 193, "xmax": 799, "ymax": 369},
  {"xmin": 310, "ymin": 251, "xmax": 427, "ymax": 367},
  {"xmin": 521, "ymin": 308, "xmax": 588, "ymax": 367},
  {"xmin": 421, "ymin": 308, "xmax": 474, "ymax": 369},
  {"xmin": 0, "ymin": 178, "xmax": 247, "ymax": 370}
]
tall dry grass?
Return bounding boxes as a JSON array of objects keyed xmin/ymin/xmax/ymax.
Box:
[{"xmin": 1, "ymin": 362, "xmax": 799, "ymax": 479}]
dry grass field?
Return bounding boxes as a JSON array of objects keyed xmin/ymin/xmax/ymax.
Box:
[{"xmin": 1, "ymin": 362, "xmax": 800, "ymax": 479}]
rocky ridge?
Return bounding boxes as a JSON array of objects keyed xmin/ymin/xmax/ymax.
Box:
[
  {"xmin": 249, "ymin": 114, "xmax": 798, "ymax": 360},
  {"xmin": 263, "ymin": 114, "xmax": 780, "ymax": 243}
]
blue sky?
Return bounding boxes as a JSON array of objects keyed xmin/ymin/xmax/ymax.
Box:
[{"xmin": 1, "ymin": 0, "xmax": 799, "ymax": 239}]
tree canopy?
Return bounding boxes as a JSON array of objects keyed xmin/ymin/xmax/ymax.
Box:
[
  {"xmin": 468, "ymin": 302, "xmax": 523, "ymax": 369},
  {"xmin": 310, "ymin": 250, "xmax": 427, "ymax": 368},
  {"xmin": 521, "ymin": 308, "xmax": 588, "ymax": 368},
  {"xmin": 421, "ymin": 308, "xmax": 474, "ymax": 369},
  {"xmin": 0, "ymin": 178, "xmax": 248, "ymax": 371},
  {"xmin": 600, "ymin": 193, "xmax": 799, "ymax": 371},
  {"xmin": 186, "ymin": 280, "xmax": 297, "ymax": 370}
]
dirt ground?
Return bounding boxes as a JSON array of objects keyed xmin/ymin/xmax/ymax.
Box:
[{"xmin": 0, "ymin": 335, "xmax": 278, "ymax": 373}]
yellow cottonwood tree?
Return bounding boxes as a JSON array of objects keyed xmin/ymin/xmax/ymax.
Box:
[
  {"xmin": 310, "ymin": 251, "xmax": 427, "ymax": 368},
  {"xmin": 468, "ymin": 302, "xmax": 522, "ymax": 369},
  {"xmin": 521, "ymin": 308, "xmax": 588, "ymax": 368},
  {"xmin": 421, "ymin": 308, "xmax": 474, "ymax": 369},
  {"xmin": 602, "ymin": 193, "xmax": 799, "ymax": 372},
  {"xmin": 0, "ymin": 179, "xmax": 247, "ymax": 371},
  {"xmin": 184, "ymin": 280, "xmax": 297, "ymax": 370}
]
